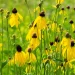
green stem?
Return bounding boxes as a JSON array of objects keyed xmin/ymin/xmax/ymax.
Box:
[
  {"xmin": 24, "ymin": 0, "xmax": 32, "ymax": 23},
  {"xmin": 1, "ymin": 10, "xmax": 3, "ymax": 75},
  {"xmin": 6, "ymin": 17, "xmax": 10, "ymax": 75},
  {"xmin": 13, "ymin": 35, "xmax": 16, "ymax": 75},
  {"xmin": 44, "ymin": 64, "xmax": 45, "ymax": 75}
]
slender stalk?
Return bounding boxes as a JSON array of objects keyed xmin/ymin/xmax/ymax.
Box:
[
  {"xmin": 40, "ymin": 30, "xmax": 42, "ymax": 64},
  {"xmin": 24, "ymin": 0, "xmax": 32, "ymax": 23},
  {"xmin": 0, "ymin": 9, "xmax": 4, "ymax": 75},
  {"xmin": 13, "ymin": 35, "xmax": 16, "ymax": 75},
  {"xmin": 6, "ymin": 15, "xmax": 10, "ymax": 75},
  {"xmin": 44, "ymin": 64, "xmax": 45, "ymax": 75}
]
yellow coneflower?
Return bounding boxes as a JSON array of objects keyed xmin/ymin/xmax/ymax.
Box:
[
  {"xmin": 50, "ymin": 22, "xmax": 57, "ymax": 32},
  {"xmin": 9, "ymin": 8, "xmax": 23, "ymax": 28},
  {"xmin": 0, "ymin": 43, "xmax": 2, "ymax": 47},
  {"xmin": 0, "ymin": 43, "xmax": 2, "ymax": 51},
  {"xmin": 69, "ymin": 20, "xmax": 75, "ymax": 32},
  {"xmin": 56, "ymin": 0, "xmax": 64, "ymax": 4},
  {"xmin": 29, "ymin": 33, "xmax": 40, "ymax": 50},
  {"xmin": 25, "ymin": 62, "xmax": 35, "ymax": 73},
  {"xmin": 45, "ymin": 48, "xmax": 53, "ymax": 56},
  {"xmin": 8, "ymin": 45, "xmax": 26, "ymax": 66},
  {"xmin": 61, "ymin": 33, "xmax": 71, "ymax": 57},
  {"xmin": 43, "ymin": 55, "xmax": 56, "ymax": 66},
  {"xmin": 34, "ymin": 0, "xmax": 44, "ymax": 13},
  {"xmin": 59, "ymin": 8, "xmax": 66, "ymax": 15},
  {"xmin": 50, "ymin": 22, "xmax": 60, "ymax": 32},
  {"xmin": 66, "ymin": 40, "xmax": 75, "ymax": 61},
  {"xmin": 25, "ymin": 48, "xmax": 36, "ymax": 63},
  {"xmin": 26, "ymin": 24, "xmax": 41, "ymax": 41},
  {"xmin": 54, "ymin": 36, "xmax": 61, "ymax": 52},
  {"xmin": 33, "ymin": 11, "xmax": 47, "ymax": 30}
]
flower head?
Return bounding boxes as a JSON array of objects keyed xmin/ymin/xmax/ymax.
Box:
[
  {"xmin": 9, "ymin": 8, "xmax": 23, "ymax": 28},
  {"xmin": 33, "ymin": 11, "xmax": 47, "ymax": 30},
  {"xmin": 8, "ymin": 45, "xmax": 26, "ymax": 66},
  {"xmin": 56, "ymin": 0, "xmax": 64, "ymax": 4}
]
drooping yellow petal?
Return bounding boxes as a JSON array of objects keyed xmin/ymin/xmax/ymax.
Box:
[
  {"xmin": 25, "ymin": 52, "xmax": 36, "ymax": 63},
  {"xmin": 0, "ymin": 43, "xmax": 2, "ymax": 47},
  {"xmin": 8, "ymin": 51, "xmax": 26, "ymax": 66},
  {"xmin": 9, "ymin": 13, "xmax": 20, "ymax": 28},
  {"xmin": 72, "ymin": 24, "xmax": 75, "ymax": 31},
  {"xmin": 29, "ymin": 38, "xmax": 40, "ymax": 50},
  {"xmin": 33, "ymin": 16, "xmax": 47, "ymax": 30},
  {"xmin": 17, "ymin": 13, "xmax": 23, "ymax": 21},
  {"xmin": 26, "ymin": 27, "xmax": 41, "ymax": 41},
  {"xmin": 56, "ymin": 0, "xmax": 64, "ymax": 4},
  {"xmin": 34, "ymin": 6, "xmax": 40, "ymax": 13}
]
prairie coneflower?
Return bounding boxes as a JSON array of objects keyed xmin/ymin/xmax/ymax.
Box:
[
  {"xmin": 0, "ymin": 43, "xmax": 2, "ymax": 47},
  {"xmin": 0, "ymin": 43, "xmax": 2, "ymax": 51},
  {"xmin": 45, "ymin": 48, "xmax": 53, "ymax": 56},
  {"xmin": 26, "ymin": 24, "xmax": 41, "ymax": 41},
  {"xmin": 61, "ymin": 32, "xmax": 71, "ymax": 57},
  {"xmin": 29, "ymin": 33, "xmax": 40, "ymax": 50},
  {"xmin": 54, "ymin": 36, "xmax": 61, "ymax": 52},
  {"xmin": 34, "ymin": 0, "xmax": 44, "ymax": 13},
  {"xmin": 25, "ymin": 48, "xmax": 36, "ymax": 63},
  {"xmin": 9, "ymin": 8, "xmax": 23, "ymax": 28},
  {"xmin": 43, "ymin": 55, "xmax": 56, "ymax": 66},
  {"xmin": 25, "ymin": 62, "xmax": 35, "ymax": 73},
  {"xmin": 33, "ymin": 11, "xmax": 47, "ymax": 30},
  {"xmin": 50, "ymin": 22, "xmax": 57, "ymax": 32},
  {"xmin": 59, "ymin": 8, "xmax": 66, "ymax": 15},
  {"xmin": 56, "ymin": 0, "xmax": 64, "ymax": 4},
  {"xmin": 8, "ymin": 45, "xmax": 26, "ymax": 66},
  {"xmin": 66, "ymin": 40, "xmax": 75, "ymax": 61},
  {"xmin": 69, "ymin": 20, "xmax": 75, "ymax": 32}
]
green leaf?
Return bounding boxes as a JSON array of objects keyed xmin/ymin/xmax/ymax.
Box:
[{"xmin": 1, "ymin": 60, "xmax": 8, "ymax": 69}]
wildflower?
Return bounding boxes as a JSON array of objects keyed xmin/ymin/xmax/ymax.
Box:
[
  {"xmin": 0, "ymin": 43, "xmax": 2, "ymax": 47},
  {"xmin": 33, "ymin": 11, "xmax": 47, "ymax": 30},
  {"xmin": 9, "ymin": 8, "xmax": 23, "ymax": 28},
  {"xmin": 50, "ymin": 22, "xmax": 60, "ymax": 32},
  {"xmin": 34, "ymin": 0, "xmax": 44, "ymax": 13},
  {"xmin": 43, "ymin": 55, "xmax": 56, "ymax": 66},
  {"xmin": 55, "ymin": 58, "xmax": 75, "ymax": 73},
  {"xmin": 50, "ymin": 22, "xmax": 57, "ymax": 32},
  {"xmin": 25, "ymin": 62, "xmax": 35, "ymax": 73},
  {"xmin": 8, "ymin": 45, "xmax": 26, "ymax": 66},
  {"xmin": 0, "ymin": 43, "xmax": 2, "ymax": 51},
  {"xmin": 25, "ymin": 48, "xmax": 36, "ymax": 63},
  {"xmin": 45, "ymin": 48, "xmax": 53, "ymax": 56},
  {"xmin": 28, "ymin": 33, "xmax": 40, "ymax": 50},
  {"xmin": 56, "ymin": 0, "xmax": 64, "ymax": 4},
  {"xmin": 61, "ymin": 32, "xmax": 71, "ymax": 57},
  {"xmin": 66, "ymin": 40, "xmax": 75, "ymax": 61},
  {"xmin": 69, "ymin": 20, "xmax": 75, "ymax": 32},
  {"xmin": 59, "ymin": 8, "xmax": 66, "ymax": 15},
  {"xmin": 26, "ymin": 24, "xmax": 41, "ymax": 41},
  {"xmin": 54, "ymin": 36, "xmax": 61, "ymax": 52}
]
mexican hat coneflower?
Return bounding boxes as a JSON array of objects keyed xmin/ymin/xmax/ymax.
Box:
[
  {"xmin": 61, "ymin": 33, "xmax": 71, "ymax": 57},
  {"xmin": 26, "ymin": 24, "xmax": 41, "ymax": 41},
  {"xmin": 29, "ymin": 33, "xmax": 40, "ymax": 50},
  {"xmin": 8, "ymin": 45, "xmax": 26, "ymax": 66},
  {"xmin": 66, "ymin": 40, "xmax": 75, "ymax": 61},
  {"xmin": 56, "ymin": 0, "xmax": 64, "ymax": 4},
  {"xmin": 33, "ymin": 11, "xmax": 47, "ymax": 30},
  {"xmin": 9, "ymin": 8, "xmax": 23, "ymax": 28},
  {"xmin": 69, "ymin": 20, "xmax": 75, "ymax": 32},
  {"xmin": 25, "ymin": 48, "xmax": 36, "ymax": 63}
]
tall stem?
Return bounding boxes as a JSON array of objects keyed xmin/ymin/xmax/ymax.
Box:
[{"xmin": 1, "ymin": 9, "xmax": 4, "ymax": 75}]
